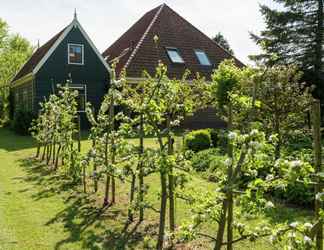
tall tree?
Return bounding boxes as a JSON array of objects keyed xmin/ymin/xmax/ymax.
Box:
[
  {"xmin": 213, "ymin": 32, "xmax": 234, "ymax": 55},
  {"xmin": 0, "ymin": 18, "xmax": 33, "ymax": 123},
  {"xmin": 250, "ymin": 0, "xmax": 324, "ymax": 97}
]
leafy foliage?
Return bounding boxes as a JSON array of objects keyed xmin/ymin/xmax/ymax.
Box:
[
  {"xmin": 0, "ymin": 18, "xmax": 33, "ymax": 123},
  {"xmin": 184, "ymin": 129, "xmax": 211, "ymax": 152},
  {"xmin": 11, "ymin": 109, "xmax": 36, "ymax": 135}
]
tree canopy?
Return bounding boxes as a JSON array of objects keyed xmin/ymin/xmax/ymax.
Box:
[
  {"xmin": 212, "ymin": 32, "xmax": 234, "ymax": 55},
  {"xmin": 250, "ymin": 0, "xmax": 324, "ymax": 96}
]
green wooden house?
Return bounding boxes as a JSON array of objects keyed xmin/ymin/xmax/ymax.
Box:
[{"xmin": 10, "ymin": 13, "xmax": 110, "ymax": 125}]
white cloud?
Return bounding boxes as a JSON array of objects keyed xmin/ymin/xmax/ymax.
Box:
[{"xmin": 0, "ymin": 0, "xmax": 272, "ymax": 64}]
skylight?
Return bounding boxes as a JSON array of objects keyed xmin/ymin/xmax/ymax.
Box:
[
  {"xmin": 195, "ymin": 50, "xmax": 211, "ymax": 66},
  {"xmin": 166, "ymin": 48, "xmax": 184, "ymax": 64}
]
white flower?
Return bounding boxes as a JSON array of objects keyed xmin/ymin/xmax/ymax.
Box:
[
  {"xmin": 250, "ymin": 129, "xmax": 259, "ymax": 137},
  {"xmin": 266, "ymin": 174, "xmax": 274, "ymax": 181},
  {"xmin": 304, "ymin": 236, "xmax": 312, "ymax": 244},
  {"xmin": 228, "ymin": 132, "xmax": 237, "ymax": 140},
  {"xmin": 249, "ymin": 141, "xmax": 260, "ymax": 149},
  {"xmin": 304, "ymin": 223, "xmax": 313, "ymax": 229},
  {"xmin": 289, "ymin": 222, "xmax": 298, "ymax": 228},
  {"xmin": 315, "ymin": 192, "xmax": 324, "ymax": 201},
  {"xmin": 224, "ymin": 158, "xmax": 232, "ymax": 167},
  {"xmin": 290, "ymin": 160, "xmax": 302, "ymax": 168},
  {"xmin": 269, "ymin": 235, "xmax": 277, "ymax": 243},
  {"xmin": 265, "ymin": 201, "xmax": 275, "ymax": 209}
]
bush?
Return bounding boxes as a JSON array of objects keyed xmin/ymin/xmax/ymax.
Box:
[
  {"xmin": 191, "ymin": 148, "xmax": 224, "ymax": 172},
  {"xmin": 184, "ymin": 129, "xmax": 211, "ymax": 152},
  {"xmin": 209, "ymin": 129, "xmax": 218, "ymax": 147},
  {"xmin": 11, "ymin": 109, "xmax": 36, "ymax": 135},
  {"xmin": 272, "ymin": 182, "xmax": 314, "ymax": 208}
]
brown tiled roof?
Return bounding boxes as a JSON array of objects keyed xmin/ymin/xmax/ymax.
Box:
[
  {"xmin": 103, "ymin": 4, "xmax": 245, "ymax": 80},
  {"xmin": 12, "ymin": 26, "xmax": 67, "ymax": 82}
]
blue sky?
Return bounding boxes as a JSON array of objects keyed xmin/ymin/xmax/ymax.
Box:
[{"xmin": 0, "ymin": 0, "xmax": 274, "ymax": 65}]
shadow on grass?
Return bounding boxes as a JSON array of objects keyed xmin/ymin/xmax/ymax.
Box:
[
  {"xmin": 0, "ymin": 127, "xmax": 90, "ymax": 152},
  {"xmin": 17, "ymin": 157, "xmax": 157, "ymax": 250}
]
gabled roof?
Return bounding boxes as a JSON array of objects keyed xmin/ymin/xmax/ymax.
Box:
[
  {"xmin": 12, "ymin": 16, "xmax": 110, "ymax": 84},
  {"xmin": 103, "ymin": 4, "xmax": 244, "ymax": 79},
  {"xmin": 12, "ymin": 27, "xmax": 67, "ymax": 82}
]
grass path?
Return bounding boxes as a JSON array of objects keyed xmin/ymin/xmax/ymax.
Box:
[{"xmin": 0, "ymin": 128, "xmax": 313, "ymax": 250}]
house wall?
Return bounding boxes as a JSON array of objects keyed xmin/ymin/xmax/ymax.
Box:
[
  {"xmin": 11, "ymin": 80, "xmax": 34, "ymax": 112},
  {"xmin": 34, "ymin": 25, "xmax": 109, "ymax": 127}
]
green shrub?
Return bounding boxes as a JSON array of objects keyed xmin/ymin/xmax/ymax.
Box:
[
  {"xmin": 11, "ymin": 109, "xmax": 36, "ymax": 135},
  {"xmin": 272, "ymin": 182, "xmax": 314, "ymax": 208},
  {"xmin": 209, "ymin": 129, "xmax": 218, "ymax": 147},
  {"xmin": 184, "ymin": 129, "xmax": 211, "ymax": 152},
  {"xmin": 191, "ymin": 148, "xmax": 224, "ymax": 172}
]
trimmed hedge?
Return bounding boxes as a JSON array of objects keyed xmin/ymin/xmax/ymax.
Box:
[
  {"xmin": 184, "ymin": 129, "xmax": 211, "ymax": 152},
  {"xmin": 11, "ymin": 109, "xmax": 36, "ymax": 135}
]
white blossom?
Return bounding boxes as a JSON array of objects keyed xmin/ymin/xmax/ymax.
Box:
[
  {"xmin": 289, "ymin": 222, "xmax": 298, "ymax": 228},
  {"xmin": 316, "ymin": 192, "xmax": 324, "ymax": 201},
  {"xmin": 304, "ymin": 236, "xmax": 312, "ymax": 244},
  {"xmin": 228, "ymin": 132, "xmax": 237, "ymax": 140},
  {"xmin": 269, "ymin": 235, "xmax": 277, "ymax": 244},
  {"xmin": 266, "ymin": 174, "xmax": 274, "ymax": 181},
  {"xmin": 250, "ymin": 129, "xmax": 259, "ymax": 137},
  {"xmin": 224, "ymin": 158, "xmax": 232, "ymax": 167},
  {"xmin": 290, "ymin": 160, "xmax": 302, "ymax": 168},
  {"xmin": 265, "ymin": 201, "xmax": 275, "ymax": 209},
  {"xmin": 304, "ymin": 223, "xmax": 313, "ymax": 229}
]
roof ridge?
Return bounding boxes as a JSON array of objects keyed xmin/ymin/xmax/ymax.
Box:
[{"xmin": 124, "ymin": 4, "xmax": 165, "ymax": 70}]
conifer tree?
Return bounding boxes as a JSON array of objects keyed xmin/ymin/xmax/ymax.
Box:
[{"xmin": 251, "ymin": 0, "xmax": 324, "ymax": 97}]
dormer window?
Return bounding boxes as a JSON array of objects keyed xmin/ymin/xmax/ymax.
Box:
[
  {"xmin": 195, "ymin": 49, "xmax": 211, "ymax": 66},
  {"xmin": 68, "ymin": 43, "xmax": 84, "ymax": 65},
  {"xmin": 166, "ymin": 47, "xmax": 184, "ymax": 64}
]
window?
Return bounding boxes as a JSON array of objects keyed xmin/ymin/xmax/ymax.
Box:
[
  {"xmin": 195, "ymin": 50, "xmax": 211, "ymax": 66},
  {"xmin": 166, "ymin": 47, "xmax": 184, "ymax": 64},
  {"xmin": 68, "ymin": 44, "xmax": 84, "ymax": 65}
]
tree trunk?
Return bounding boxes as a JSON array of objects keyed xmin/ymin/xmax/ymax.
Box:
[
  {"xmin": 54, "ymin": 144, "xmax": 61, "ymax": 170},
  {"xmin": 41, "ymin": 143, "xmax": 46, "ymax": 161},
  {"xmin": 104, "ymin": 134, "xmax": 110, "ymax": 206},
  {"xmin": 83, "ymin": 163, "xmax": 87, "ymax": 193},
  {"xmin": 274, "ymin": 89, "xmax": 281, "ymax": 159},
  {"xmin": 36, "ymin": 144, "xmax": 41, "ymax": 158},
  {"xmin": 311, "ymin": 99, "xmax": 323, "ymax": 250},
  {"xmin": 214, "ymin": 201, "xmax": 228, "ymax": 250},
  {"xmin": 226, "ymin": 104, "xmax": 234, "ymax": 250},
  {"xmin": 52, "ymin": 141, "xmax": 56, "ymax": 165},
  {"xmin": 315, "ymin": 0, "xmax": 323, "ymax": 76},
  {"xmin": 128, "ymin": 173, "xmax": 136, "ymax": 222},
  {"xmin": 157, "ymin": 170, "xmax": 168, "ymax": 250},
  {"xmin": 167, "ymin": 114, "xmax": 175, "ymax": 233},
  {"xmin": 139, "ymin": 113, "xmax": 145, "ymax": 221}
]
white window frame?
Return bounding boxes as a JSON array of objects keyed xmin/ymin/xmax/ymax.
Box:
[
  {"xmin": 194, "ymin": 49, "xmax": 212, "ymax": 66},
  {"xmin": 68, "ymin": 43, "xmax": 84, "ymax": 65},
  {"xmin": 166, "ymin": 47, "xmax": 185, "ymax": 64}
]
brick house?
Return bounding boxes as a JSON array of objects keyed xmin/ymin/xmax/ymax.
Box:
[{"xmin": 103, "ymin": 3, "xmax": 244, "ymax": 129}]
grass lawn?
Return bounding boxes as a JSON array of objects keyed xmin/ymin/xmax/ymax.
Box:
[{"xmin": 0, "ymin": 128, "xmax": 312, "ymax": 250}]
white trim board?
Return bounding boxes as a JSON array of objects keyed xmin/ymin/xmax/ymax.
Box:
[{"xmin": 32, "ymin": 18, "xmax": 111, "ymax": 75}]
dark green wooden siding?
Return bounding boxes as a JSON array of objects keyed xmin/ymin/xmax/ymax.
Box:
[
  {"xmin": 34, "ymin": 25, "xmax": 109, "ymax": 126},
  {"xmin": 12, "ymin": 81, "xmax": 33, "ymax": 112}
]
